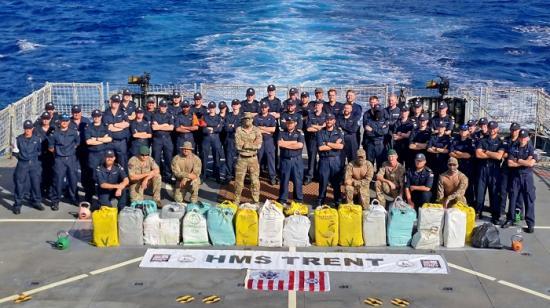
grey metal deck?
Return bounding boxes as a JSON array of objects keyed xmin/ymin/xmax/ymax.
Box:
[{"xmin": 0, "ymin": 157, "xmax": 549, "ymax": 308}]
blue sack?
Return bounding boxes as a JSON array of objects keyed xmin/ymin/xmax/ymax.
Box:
[
  {"xmin": 207, "ymin": 206, "xmax": 236, "ymax": 246},
  {"xmin": 187, "ymin": 201, "xmax": 211, "ymax": 216},
  {"xmin": 387, "ymin": 198, "xmax": 417, "ymax": 246},
  {"xmin": 130, "ymin": 200, "xmax": 158, "ymax": 217}
]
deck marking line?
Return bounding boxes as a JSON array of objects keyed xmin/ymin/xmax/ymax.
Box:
[
  {"xmin": 448, "ymin": 263, "xmax": 496, "ymax": 281},
  {"xmin": 497, "ymin": 280, "xmax": 550, "ymax": 301},
  {"xmin": 288, "ymin": 246, "xmax": 297, "ymax": 308},
  {"xmin": 0, "ymin": 219, "xmax": 90, "ymax": 222},
  {"xmin": 89, "ymin": 257, "xmax": 143, "ymax": 275}
]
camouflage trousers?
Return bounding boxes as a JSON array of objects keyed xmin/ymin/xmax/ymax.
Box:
[
  {"xmin": 174, "ymin": 178, "xmax": 200, "ymax": 203},
  {"xmin": 129, "ymin": 174, "xmax": 162, "ymax": 203},
  {"xmin": 375, "ymin": 180, "xmax": 401, "ymax": 207},
  {"xmin": 345, "ymin": 183, "xmax": 371, "ymax": 209},
  {"xmin": 234, "ymin": 156, "xmax": 260, "ymax": 204}
]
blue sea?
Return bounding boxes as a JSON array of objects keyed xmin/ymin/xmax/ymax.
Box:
[{"xmin": 0, "ymin": 0, "xmax": 548, "ymax": 108}]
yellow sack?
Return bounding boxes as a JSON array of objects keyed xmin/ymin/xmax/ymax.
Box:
[
  {"xmin": 284, "ymin": 201, "xmax": 309, "ymax": 216},
  {"xmin": 454, "ymin": 202, "xmax": 476, "ymax": 243},
  {"xmin": 422, "ymin": 203, "xmax": 444, "ymax": 209},
  {"xmin": 92, "ymin": 206, "xmax": 119, "ymax": 247},
  {"xmin": 235, "ymin": 203, "xmax": 259, "ymax": 246},
  {"xmin": 338, "ymin": 204, "xmax": 364, "ymax": 246},
  {"xmin": 314, "ymin": 206, "xmax": 339, "ymax": 247},
  {"xmin": 218, "ymin": 200, "xmax": 238, "ymax": 212}
]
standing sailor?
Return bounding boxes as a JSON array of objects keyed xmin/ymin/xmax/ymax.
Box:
[
  {"xmin": 241, "ymin": 88, "xmax": 260, "ymax": 115},
  {"xmin": 234, "ymin": 113, "xmax": 263, "ymax": 205},
  {"xmin": 304, "ymin": 100, "xmax": 326, "ymax": 185},
  {"xmin": 201, "ymin": 101, "xmax": 223, "ymax": 182},
  {"xmin": 84, "ymin": 110, "xmax": 113, "ymax": 202},
  {"xmin": 316, "ymin": 114, "xmax": 344, "ymax": 207},
  {"xmin": 151, "ymin": 99, "xmax": 175, "ymax": 183},
  {"xmin": 278, "ymin": 117, "xmax": 305, "ymax": 205},
  {"xmin": 103, "ymin": 94, "xmax": 130, "ymax": 170},
  {"xmin": 223, "ymin": 99, "xmax": 242, "ymax": 183},
  {"xmin": 254, "ymin": 102, "xmax": 278, "ymax": 185},
  {"xmin": 129, "ymin": 107, "xmax": 152, "ymax": 157},
  {"xmin": 34, "ymin": 112, "xmax": 55, "ymax": 199}
]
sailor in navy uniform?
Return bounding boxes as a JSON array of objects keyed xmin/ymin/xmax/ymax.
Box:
[
  {"xmin": 143, "ymin": 96, "xmax": 157, "ymax": 122},
  {"xmin": 223, "ymin": 99, "xmax": 242, "ymax": 183},
  {"xmin": 502, "ymin": 129, "xmax": 536, "ymax": 233},
  {"xmin": 473, "ymin": 117, "xmax": 489, "ymax": 143},
  {"xmin": 404, "ymin": 153, "xmax": 434, "ymax": 210},
  {"xmin": 96, "ymin": 150, "xmax": 129, "ymax": 210},
  {"xmin": 337, "ymin": 103, "xmax": 359, "ymax": 165},
  {"xmin": 49, "ymin": 113, "xmax": 80, "ymax": 210},
  {"xmin": 408, "ymin": 113, "xmax": 431, "ymax": 169},
  {"xmin": 392, "ymin": 107, "xmax": 415, "ymax": 166},
  {"xmin": 410, "ymin": 99, "xmax": 425, "ymax": 124},
  {"xmin": 304, "ymin": 100, "xmax": 326, "ymax": 185},
  {"xmin": 254, "ymin": 102, "xmax": 278, "ymax": 185},
  {"xmin": 363, "ymin": 95, "xmax": 389, "ymax": 122},
  {"xmin": 129, "ymin": 107, "xmax": 152, "ymax": 157},
  {"xmin": 385, "ymin": 94, "xmax": 401, "ymax": 148},
  {"xmin": 201, "ymin": 101, "xmax": 224, "ymax": 182},
  {"xmin": 12, "ymin": 120, "xmax": 44, "ymax": 214},
  {"xmin": 426, "ymin": 119, "xmax": 452, "ymax": 188},
  {"xmin": 282, "ymin": 88, "xmax": 301, "ymax": 111},
  {"xmin": 260, "ymin": 84, "xmax": 282, "ymax": 119},
  {"xmin": 475, "ymin": 121, "xmax": 505, "ymax": 223},
  {"xmin": 298, "ymin": 91, "xmax": 314, "ymax": 125},
  {"xmin": 241, "ymin": 88, "xmax": 260, "ymax": 115},
  {"xmin": 323, "ymin": 88, "xmax": 343, "ymax": 116},
  {"xmin": 84, "ymin": 109, "xmax": 113, "ymax": 202},
  {"xmin": 430, "ymin": 101, "xmax": 454, "ymax": 135},
  {"xmin": 313, "ymin": 87, "xmax": 326, "ymax": 104},
  {"xmin": 151, "ymin": 99, "xmax": 175, "ymax": 182},
  {"xmin": 449, "ymin": 124, "xmax": 476, "ymax": 205},
  {"xmin": 169, "ymin": 91, "xmax": 183, "ymax": 116},
  {"xmin": 121, "ymin": 89, "xmax": 137, "ymax": 121},
  {"xmin": 191, "ymin": 92, "xmax": 207, "ymax": 157},
  {"xmin": 34, "ymin": 112, "xmax": 55, "ymax": 199},
  {"xmin": 278, "ymin": 118, "xmax": 305, "ymax": 204},
  {"xmin": 39, "ymin": 102, "xmax": 60, "ymax": 128},
  {"xmin": 174, "ymin": 100, "xmax": 197, "ymax": 150},
  {"xmin": 280, "ymin": 100, "xmax": 303, "ymax": 132},
  {"xmin": 500, "ymin": 122, "xmax": 522, "ymax": 220},
  {"xmin": 103, "ymin": 94, "xmax": 130, "ymax": 170},
  {"xmin": 69, "ymin": 105, "xmax": 91, "ymax": 205},
  {"xmin": 362, "ymin": 104, "xmax": 389, "ymax": 169},
  {"xmin": 316, "ymin": 113, "xmax": 345, "ymax": 207}
]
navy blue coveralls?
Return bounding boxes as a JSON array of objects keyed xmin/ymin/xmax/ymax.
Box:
[
  {"xmin": 476, "ymin": 136, "xmax": 505, "ymax": 219},
  {"xmin": 70, "ymin": 117, "xmax": 91, "ymax": 202},
  {"xmin": 96, "ymin": 163, "xmax": 128, "ymax": 210},
  {"xmin": 201, "ymin": 113, "xmax": 223, "ymax": 180},
  {"xmin": 407, "ymin": 127, "xmax": 431, "ymax": 169},
  {"xmin": 84, "ymin": 123, "xmax": 111, "ymax": 201},
  {"xmin": 168, "ymin": 103, "xmax": 182, "ymax": 116},
  {"xmin": 129, "ymin": 119, "xmax": 152, "ymax": 157},
  {"xmin": 385, "ymin": 106, "xmax": 401, "ymax": 147},
  {"xmin": 405, "ymin": 167, "xmax": 434, "ymax": 210},
  {"xmin": 426, "ymin": 133, "xmax": 451, "ymax": 179},
  {"xmin": 305, "ymin": 111, "xmax": 326, "ymax": 181},
  {"xmin": 174, "ymin": 113, "xmax": 195, "ymax": 150},
  {"xmin": 323, "ymin": 102, "xmax": 343, "ymax": 117},
  {"xmin": 280, "ymin": 112, "xmax": 303, "ymax": 132},
  {"xmin": 102, "ymin": 109, "xmax": 130, "ymax": 170},
  {"xmin": 151, "ymin": 111, "xmax": 174, "ymax": 181},
  {"xmin": 223, "ymin": 112, "xmax": 242, "ymax": 180},
  {"xmin": 282, "ymin": 98, "xmax": 301, "ymax": 111},
  {"xmin": 430, "ymin": 115, "xmax": 455, "ymax": 133},
  {"xmin": 34, "ymin": 124, "xmax": 55, "ymax": 198},
  {"xmin": 262, "ymin": 98, "xmax": 282, "ymax": 171},
  {"xmin": 49, "ymin": 127, "xmax": 80, "ymax": 205},
  {"xmin": 121, "ymin": 101, "xmax": 137, "ymax": 118},
  {"xmin": 254, "ymin": 113, "xmax": 278, "ymax": 181},
  {"xmin": 450, "ymin": 136, "xmax": 476, "ymax": 205},
  {"xmin": 144, "ymin": 109, "xmax": 155, "ymax": 123},
  {"xmin": 260, "ymin": 97, "xmax": 282, "ymax": 114},
  {"xmin": 337, "ymin": 113, "xmax": 359, "ymax": 165},
  {"xmin": 362, "ymin": 116, "xmax": 389, "ymax": 169},
  {"xmin": 349, "ymin": 102, "xmax": 363, "ymax": 145},
  {"xmin": 500, "ymin": 136, "xmax": 523, "ymax": 216},
  {"xmin": 392, "ymin": 117, "xmax": 415, "ymax": 165},
  {"xmin": 278, "ymin": 129, "xmax": 305, "ymax": 203},
  {"xmin": 241, "ymin": 100, "xmax": 260, "ymax": 114},
  {"xmin": 507, "ymin": 142, "xmax": 536, "ymax": 227},
  {"xmin": 14, "ymin": 133, "xmax": 42, "ymax": 209},
  {"xmin": 317, "ymin": 127, "xmax": 345, "ymax": 205}
]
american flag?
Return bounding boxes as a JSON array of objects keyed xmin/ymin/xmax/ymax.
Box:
[{"xmin": 244, "ymin": 270, "xmax": 330, "ymax": 292}]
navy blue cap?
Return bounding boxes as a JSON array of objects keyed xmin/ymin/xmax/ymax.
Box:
[
  {"xmin": 182, "ymin": 100, "xmax": 190, "ymax": 107},
  {"xmin": 289, "ymin": 88, "xmax": 298, "ymax": 95},
  {"xmin": 135, "ymin": 107, "xmax": 144, "ymax": 114},
  {"xmin": 60, "ymin": 113, "xmax": 70, "ymax": 121},
  {"xmin": 510, "ymin": 122, "xmax": 520, "ymax": 131},
  {"xmin": 301, "ymin": 91, "xmax": 309, "ymax": 98},
  {"xmin": 173, "ymin": 91, "xmax": 181, "ymax": 97},
  {"xmin": 284, "ymin": 116, "xmax": 297, "ymax": 123},
  {"xmin": 413, "ymin": 100, "xmax": 422, "ymax": 108},
  {"xmin": 23, "ymin": 120, "xmax": 33, "ymax": 129},
  {"xmin": 71, "ymin": 105, "xmax": 81, "ymax": 113},
  {"xmin": 208, "ymin": 101, "xmax": 216, "ymax": 109},
  {"xmin": 415, "ymin": 153, "xmax": 426, "ymax": 161},
  {"xmin": 231, "ymin": 99, "xmax": 240, "ymax": 106},
  {"xmin": 315, "ymin": 87, "xmax": 323, "ymax": 94},
  {"xmin": 267, "ymin": 84, "xmax": 276, "ymax": 91},
  {"xmin": 158, "ymin": 100, "xmax": 168, "ymax": 107},
  {"xmin": 105, "ymin": 150, "xmax": 115, "ymax": 158},
  {"xmin": 436, "ymin": 119, "xmax": 446, "ymax": 128},
  {"xmin": 110, "ymin": 94, "xmax": 121, "ymax": 102},
  {"xmin": 315, "ymin": 99, "xmax": 324, "ymax": 105},
  {"xmin": 459, "ymin": 124, "xmax": 469, "ymax": 131},
  {"xmin": 287, "ymin": 99, "xmax": 296, "ymax": 106},
  {"xmin": 193, "ymin": 92, "xmax": 202, "ymax": 100},
  {"xmin": 519, "ymin": 129, "xmax": 529, "ymax": 138},
  {"xmin": 218, "ymin": 101, "xmax": 227, "ymax": 109},
  {"xmin": 488, "ymin": 121, "xmax": 498, "ymax": 129},
  {"xmin": 45, "ymin": 102, "xmax": 55, "ymax": 110},
  {"xmin": 146, "ymin": 96, "xmax": 155, "ymax": 103},
  {"xmin": 246, "ymin": 88, "xmax": 255, "ymax": 96},
  {"xmin": 122, "ymin": 89, "xmax": 132, "ymax": 96},
  {"xmin": 467, "ymin": 119, "xmax": 476, "ymax": 127},
  {"xmin": 41, "ymin": 111, "xmax": 51, "ymax": 119},
  {"xmin": 91, "ymin": 109, "xmax": 102, "ymax": 117},
  {"xmin": 419, "ymin": 113, "xmax": 429, "ymax": 121},
  {"xmin": 478, "ymin": 117, "xmax": 488, "ymax": 125},
  {"xmin": 438, "ymin": 101, "xmax": 448, "ymax": 109},
  {"xmin": 260, "ymin": 102, "xmax": 269, "ymax": 108},
  {"xmin": 326, "ymin": 113, "xmax": 336, "ymax": 120}
]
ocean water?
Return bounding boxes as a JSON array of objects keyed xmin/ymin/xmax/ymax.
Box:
[{"xmin": 0, "ymin": 0, "xmax": 548, "ymax": 107}]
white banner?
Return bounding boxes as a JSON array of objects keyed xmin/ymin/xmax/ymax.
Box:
[{"xmin": 140, "ymin": 249, "xmax": 448, "ymax": 274}]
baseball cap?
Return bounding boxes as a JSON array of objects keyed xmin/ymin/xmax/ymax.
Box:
[
  {"xmin": 301, "ymin": 91, "xmax": 309, "ymax": 98},
  {"xmin": 436, "ymin": 119, "xmax": 446, "ymax": 128},
  {"xmin": 135, "ymin": 107, "xmax": 144, "ymax": 114},
  {"xmin": 488, "ymin": 121, "xmax": 499, "ymax": 129},
  {"xmin": 181, "ymin": 141, "xmax": 194, "ymax": 150},
  {"xmin": 60, "ymin": 113, "xmax": 70, "ymax": 121},
  {"xmin": 91, "ymin": 109, "xmax": 102, "ymax": 117},
  {"xmin": 314, "ymin": 87, "xmax": 323, "ymax": 94},
  {"xmin": 478, "ymin": 117, "xmax": 488, "ymax": 125},
  {"xmin": 246, "ymin": 88, "xmax": 255, "ymax": 96},
  {"xmin": 387, "ymin": 149, "xmax": 397, "ymax": 156},
  {"xmin": 158, "ymin": 100, "xmax": 168, "ymax": 107},
  {"xmin": 510, "ymin": 122, "xmax": 520, "ymax": 131},
  {"xmin": 71, "ymin": 105, "xmax": 81, "ymax": 113},
  {"xmin": 105, "ymin": 150, "xmax": 115, "ymax": 158},
  {"xmin": 45, "ymin": 102, "xmax": 55, "ymax": 110},
  {"xmin": 231, "ymin": 99, "xmax": 241, "ymax": 106},
  {"xmin": 23, "ymin": 120, "xmax": 33, "ymax": 129},
  {"xmin": 413, "ymin": 100, "xmax": 422, "ymax": 108},
  {"xmin": 182, "ymin": 100, "xmax": 190, "ymax": 107},
  {"xmin": 287, "ymin": 99, "xmax": 296, "ymax": 106},
  {"xmin": 173, "ymin": 91, "xmax": 181, "ymax": 97},
  {"xmin": 122, "ymin": 89, "xmax": 132, "ymax": 96},
  {"xmin": 110, "ymin": 94, "xmax": 121, "ymax": 102},
  {"xmin": 139, "ymin": 145, "xmax": 150, "ymax": 156},
  {"xmin": 326, "ymin": 113, "xmax": 336, "ymax": 120},
  {"xmin": 415, "ymin": 153, "xmax": 426, "ymax": 161},
  {"xmin": 418, "ymin": 113, "xmax": 429, "ymax": 121},
  {"xmin": 208, "ymin": 101, "xmax": 216, "ymax": 109},
  {"xmin": 193, "ymin": 92, "xmax": 202, "ymax": 100},
  {"xmin": 438, "ymin": 101, "xmax": 448, "ymax": 109},
  {"xmin": 218, "ymin": 101, "xmax": 227, "ymax": 109},
  {"xmin": 315, "ymin": 99, "xmax": 324, "ymax": 105},
  {"xmin": 519, "ymin": 129, "xmax": 529, "ymax": 138},
  {"xmin": 289, "ymin": 88, "xmax": 298, "ymax": 95},
  {"xmin": 467, "ymin": 119, "xmax": 476, "ymax": 127},
  {"xmin": 284, "ymin": 115, "xmax": 296, "ymax": 123},
  {"xmin": 400, "ymin": 107, "xmax": 410, "ymax": 113},
  {"xmin": 242, "ymin": 112, "xmax": 254, "ymax": 119},
  {"xmin": 41, "ymin": 111, "xmax": 51, "ymax": 119},
  {"xmin": 267, "ymin": 84, "xmax": 276, "ymax": 91},
  {"xmin": 260, "ymin": 102, "xmax": 269, "ymax": 108},
  {"xmin": 459, "ymin": 124, "xmax": 468, "ymax": 131},
  {"xmin": 448, "ymin": 157, "xmax": 459, "ymax": 165},
  {"xmin": 146, "ymin": 96, "xmax": 155, "ymax": 103}
]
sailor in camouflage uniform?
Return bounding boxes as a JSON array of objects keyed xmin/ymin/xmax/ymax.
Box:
[{"xmin": 234, "ymin": 112, "xmax": 263, "ymax": 204}]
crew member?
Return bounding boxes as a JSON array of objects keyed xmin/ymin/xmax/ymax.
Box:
[
  {"xmin": 84, "ymin": 110, "xmax": 112, "ymax": 202},
  {"xmin": 128, "ymin": 145, "xmax": 161, "ymax": 206},
  {"xmin": 449, "ymin": 124, "xmax": 476, "ymax": 205},
  {"xmin": 121, "ymin": 89, "xmax": 137, "ymax": 120},
  {"xmin": 436, "ymin": 157, "xmax": 468, "ymax": 207},
  {"xmin": 282, "ymin": 88, "xmax": 300, "ymax": 111},
  {"xmin": 34, "ymin": 112, "xmax": 55, "ymax": 199},
  {"xmin": 174, "ymin": 100, "xmax": 197, "ymax": 150},
  {"xmin": 408, "ymin": 113, "xmax": 431, "ymax": 169},
  {"xmin": 223, "ymin": 99, "xmax": 242, "ymax": 183},
  {"xmin": 344, "ymin": 148, "xmax": 374, "ymax": 208},
  {"xmin": 313, "ymin": 87, "xmax": 325, "ymax": 104},
  {"xmin": 191, "ymin": 92, "xmax": 207, "ymax": 156},
  {"xmin": 304, "ymin": 100, "xmax": 326, "ymax": 184},
  {"xmin": 234, "ymin": 113, "xmax": 263, "ymax": 205},
  {"xmin": 362, "ymin": 105, "xmax": 388, "ymax": 169},
  {"xmin": 201, "ymin": 101, "xmax": 223, "ymax": 182},
  {"xmin": 386, "ymin": 94, "xmax": 401, "ymax": 148},
  {"xmin": 96, "ymin": 150, "xmax": 129, "ymax": 210},
  {"xmin": 260, "ymin": 84, "xmax": 282, "ymax": 119},
  {"xmin": 323, "ymin": 88, "xmax": 343, "ymax": 116},
  {"xmin": 337, "ymin": 103, "xmax": 359, "ymax": 165},
  {"xmin": 316, "ymin": 113, "xmax": 344, "ymax": 207},
  {"xmin": 375, "ymin": 149, "xmax": 406, "ymax": 208},
  {"xmin": 168, "ymin": 91, "xmax": 183, "ymax": 116},
  {"xmin": 172, "ymin": 142, "xmax": 202, "ymax": 203},
  {"xmin": 254, "ymin": 102, "xmax": 278, "ymax": 185},
  {"xmin": 405, "ymin": 153, "xmax": 434, "ymax": 210},
  {"xmin": 241, "ymin": 88, "xmax": 260, "ymax": 115},
  {"xmin": 144, "ymin": 97, "xmax": 156, "ymax": 122},
  {"xmin": 278, "ymin": 118, "xmax": 305, "ymax": 204},
  {"xmin": 129, "ymin": 107, "xmax": 152, "ymax": 157},
  {"xmin": 280, "ymin": 99, "xmax": 303, "ymax": 131},
  {"xmin": 70, "ymin": 105, "xmax": 91, "ymax": 201},
  {"xmin": 151, "ymin": 99, "xmax": 175, "ymax": 182},
  {"xmin": 430, "ymin": 101, "xmax": 454, "ymax": 135},
  {"xmin": 392, "ymin": 107, "xmax": 415, "ymax": 166},
  {"xmin": 103, "ymin": 94, "xmax": 130, "ymax": 170},
  {"xmin": 500, "ymin": 122, "xmax": 522, "ymax": 221},
  {"xmin": 426, "ymin": 119, "xmax": 451, "ymax": 188}
]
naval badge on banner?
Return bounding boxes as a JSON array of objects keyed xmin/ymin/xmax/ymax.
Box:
[{"xmin": 244, "ymin": 270, "xmax": 330, "ymax": 292}]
